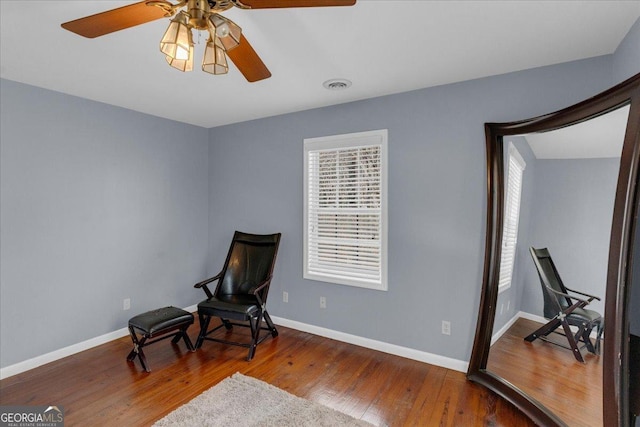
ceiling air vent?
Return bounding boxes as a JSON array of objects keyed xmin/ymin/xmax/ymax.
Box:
[{"xmin": 323, "ymin": 78, "xmax": 352, "ymax": 90}]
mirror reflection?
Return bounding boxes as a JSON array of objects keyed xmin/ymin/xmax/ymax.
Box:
[{"xmin": 485, "ymin": 105, "xmax": 630, "ymax": 427}]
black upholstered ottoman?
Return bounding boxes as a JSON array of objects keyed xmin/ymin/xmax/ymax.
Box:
[{"xmin": 126, "ymin": 306, "xmax": 195, "ymax": 372}]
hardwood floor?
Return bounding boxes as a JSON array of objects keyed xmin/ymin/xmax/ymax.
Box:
[
  {"xmin": 487, "ymin": 317, "xmax": 602, "ymax": 427},
  {"xmin": 0, "ymin": 322, "xmax": 534, "ymax": 426}
]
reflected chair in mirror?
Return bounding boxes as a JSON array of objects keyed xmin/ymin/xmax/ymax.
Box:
[
  {"xmin": 194, "ymin": 231, "xmax": 281, "ymax": 361},
  {"xmin": 525, "ymin": 247, "xmax": 604, "ymax": 363}
]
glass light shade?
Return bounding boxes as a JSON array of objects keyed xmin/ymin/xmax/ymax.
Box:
[
  {"xmin": 160, "ymin": 11, "xmax": 192, "ymax": 60},
  {"xmin": 208, "ymin": 14, "xmax": 241, "ymax": 51},
  {"xmin": 165, "ymin": 41, "xmax": 194, "ymax": 72},
  {"xmin": 202, "ymin": 36, "xmax": 228, "ymax": 75}
]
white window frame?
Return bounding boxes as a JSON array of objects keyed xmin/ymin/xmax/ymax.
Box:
[
  {"xmin": 498, "ymin": 142, "xmax": 526, "ymax": 293},
  {"xmin": 303, "ymin": 129, "xmax": 388, "ymax": 291}
]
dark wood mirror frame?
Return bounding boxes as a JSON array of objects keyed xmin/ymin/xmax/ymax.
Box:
[{"xmin": 467, "ymin": 72, "xmax": 640, "ymax": 427}]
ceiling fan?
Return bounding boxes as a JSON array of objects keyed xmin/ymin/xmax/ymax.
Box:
[{"xmin": 61, "ymin": 0, "xmax": 356, "ymax": 82}]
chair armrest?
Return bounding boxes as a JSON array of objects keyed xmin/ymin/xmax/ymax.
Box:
[
  {"xmin": 546, "ymin": 286, "xmax": 591, "ymax": 306},
  {"xmin": 250, "ymin": 275, "xmax": 273, "ymax": 307},
  {"xmin": 250, "ymin": 276, "xmax": 272, "ymax": 294},
  {"xmin": 545, "ymin": 285, "xmax": 597, "ymax": 319},
  {"xmin": 564, "ymin": 286, "xmax": 601, "ymax": 302},
  {"xmin": 194, "ymin": 273, "xmax": 222, "ymax": 299}
]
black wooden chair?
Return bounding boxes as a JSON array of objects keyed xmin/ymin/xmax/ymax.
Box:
[
  {"xmin": 194, "ymin": 231, "xmax": 281, "ymax": 361},
  {"xmin": 525, "ymin": 247, "xmax": 603, "ymax": 363}
]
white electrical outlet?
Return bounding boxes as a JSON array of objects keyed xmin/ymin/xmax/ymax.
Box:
[
  {"xmin": 507, "ymin": 300, "xmax": 510, "ymax": 311},
  {"xmin": 500, "ymin": 303, "xmax": 504, "ymax": 315},
  {"xmin": 123, "ymin": 298, "xmax": 131, "ymax": 311},
  {"xmin": 320, "ymin": 296, "xmax": 327, "ymax": 309},
  {"xmin": 442, "ymin": 320, "xmax": 451, "ymax": 335},
  {"xmin": 283, "ymin": 291, "xmax": 288, "ymax": 303}
]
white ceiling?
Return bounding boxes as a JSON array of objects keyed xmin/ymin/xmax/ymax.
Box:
[
  {"xmin": 1, "ymin": 1, "xmax": 639, "ymax": 128},
  {"xmin": 524, "ymin": 105, "xmax": 630, "ymax": 159}
]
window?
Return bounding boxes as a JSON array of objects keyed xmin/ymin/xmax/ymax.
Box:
[
  {"xmin": 304, "ymin": 129, "xmax": 388, "ymax": 291},
  {"xmin": 498, "ymin": 142, "xmax": 526, "ymax": 292}
]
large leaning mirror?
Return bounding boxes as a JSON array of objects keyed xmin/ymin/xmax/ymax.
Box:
[{"xmin": 468, "ymin": 73, "xmax": 640, "ymax": 427}]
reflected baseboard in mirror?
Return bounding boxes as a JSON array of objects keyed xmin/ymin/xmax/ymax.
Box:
[{"xmin": 468, "ymin": 73, "xmax": 640, "ymax": 427}]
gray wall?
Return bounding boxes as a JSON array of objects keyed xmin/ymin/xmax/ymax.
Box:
[
  {"xmin": 613, "ymin": 17, "xmax": 640, "ymax": 84},
  {"xmin": 0, "ymin": 80, "xmax": 210, "ymax": 367},
  {"xmin": 206, "ymin": 56, "xmax": 614, "ymax": 362}
]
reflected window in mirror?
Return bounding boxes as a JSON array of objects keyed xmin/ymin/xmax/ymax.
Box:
[{"xmin": 499, "ymin": 142, "xmax": 526, "ymax": 293}]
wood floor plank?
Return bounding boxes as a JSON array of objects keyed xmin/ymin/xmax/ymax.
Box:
[
  {"xmin": 487, "ymin": 317, "xmax": 602, "ymax": 427},
  {"xmin": 402, "ymin": 364, "xmax": 449, "ymax": 426},
  {"xmin": 1, "ymin": 320, "xmax": 535, "ymax": 426}
]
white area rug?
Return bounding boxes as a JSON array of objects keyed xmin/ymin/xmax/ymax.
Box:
[{"xmin": 153, "ymin": 373, "xmax": 374, "ymax": 427}]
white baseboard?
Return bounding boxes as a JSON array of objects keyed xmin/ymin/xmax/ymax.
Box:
[
  {"xmin": 1, "ymin": 306, "xmax": 467, "ymax": 379},
  {"xmin": 0, "ymin": 327, "xmax": 130, "ymax": 380},
  {"xmin": 0, "ymin": 304, "xmax": 199, "ymax": 380},
  {"xmin": 491, "ymin": 312, "xmax": 522, "ymax": 345},
  {"xmin": 517, "ymin": 311, "xmax": 546, "ymax": 324},
  {"xmin": 271, "ymin": 316, "xmax": 469, "ymax": 373}
]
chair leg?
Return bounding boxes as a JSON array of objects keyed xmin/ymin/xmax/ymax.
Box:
[
  {"xmin": 525, "ymin": 317, "xmax": 561, "ymax": 342},
  {"xmin": 561, "ymin": 320, "xmax": 585, "ymax": 363},
  {"xmin": 263, "ymin": 310, "xmax": 279, "ymax": 338},
  {"xmin": 196, "ymin": 313, "xmax": 211, "ymax": 349},
  {"xmin": 595, "ymin": 321, "xmax": 604, "ymax": 354},
  {"xmin": 581, "ymin": 324, "xmax": 597, "ymax": 354},
  {"xmin": 247, "ymin": 312, "xmax": 262, "ymax": 361},
  {"xmin": 221, "ymin": 318, "xmax": 233, "ymax": 330}
]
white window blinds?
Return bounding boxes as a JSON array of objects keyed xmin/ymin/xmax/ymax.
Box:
[
  {"xmin": 498, "ymin": 142, "xmax": 526, "ymax": 292},
  {"xmin": 304, "ymin": 130, "xmax": 388, "ymax": 290}
]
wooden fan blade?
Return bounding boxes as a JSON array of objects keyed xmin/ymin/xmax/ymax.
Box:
[
  {"xmin": 61, "ymin": 1, "xmax": 168, "ymax": 38},
  {"xmin": 239, "ymin": 0, "xmax": 355, "ymax": 9},
  {"xmin": 227, "ymin": 35, "xmax": 272, "ymax": 82}
]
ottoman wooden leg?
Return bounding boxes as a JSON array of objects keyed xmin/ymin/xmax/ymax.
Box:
[{"xmin": 127, "ymin": 326, "xmax": 151, "ymax": 372}]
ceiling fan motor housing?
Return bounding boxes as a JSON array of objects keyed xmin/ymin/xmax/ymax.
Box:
[{"xmin": 187, "ymin": 0, "xmax": 211, "ymax": 29}]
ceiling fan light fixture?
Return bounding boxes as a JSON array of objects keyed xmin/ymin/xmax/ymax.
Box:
[
  {"xmin": 165, "ymin": 31, "xmax": 194, "ymax": 72},
  {"xmin": 208, "ymin": 14, "xmax": 242, "ymax": 51},
  {"xmin": 165, "ymin": 45, "xmax": 194, "ymax": 72},
  {"xmin": 202, "ymin": 36, "xmax": 229, "ymax": 75},
  {"xmin": 160, "ymin": 11, "xmax": 192, "ymax": 60}
]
